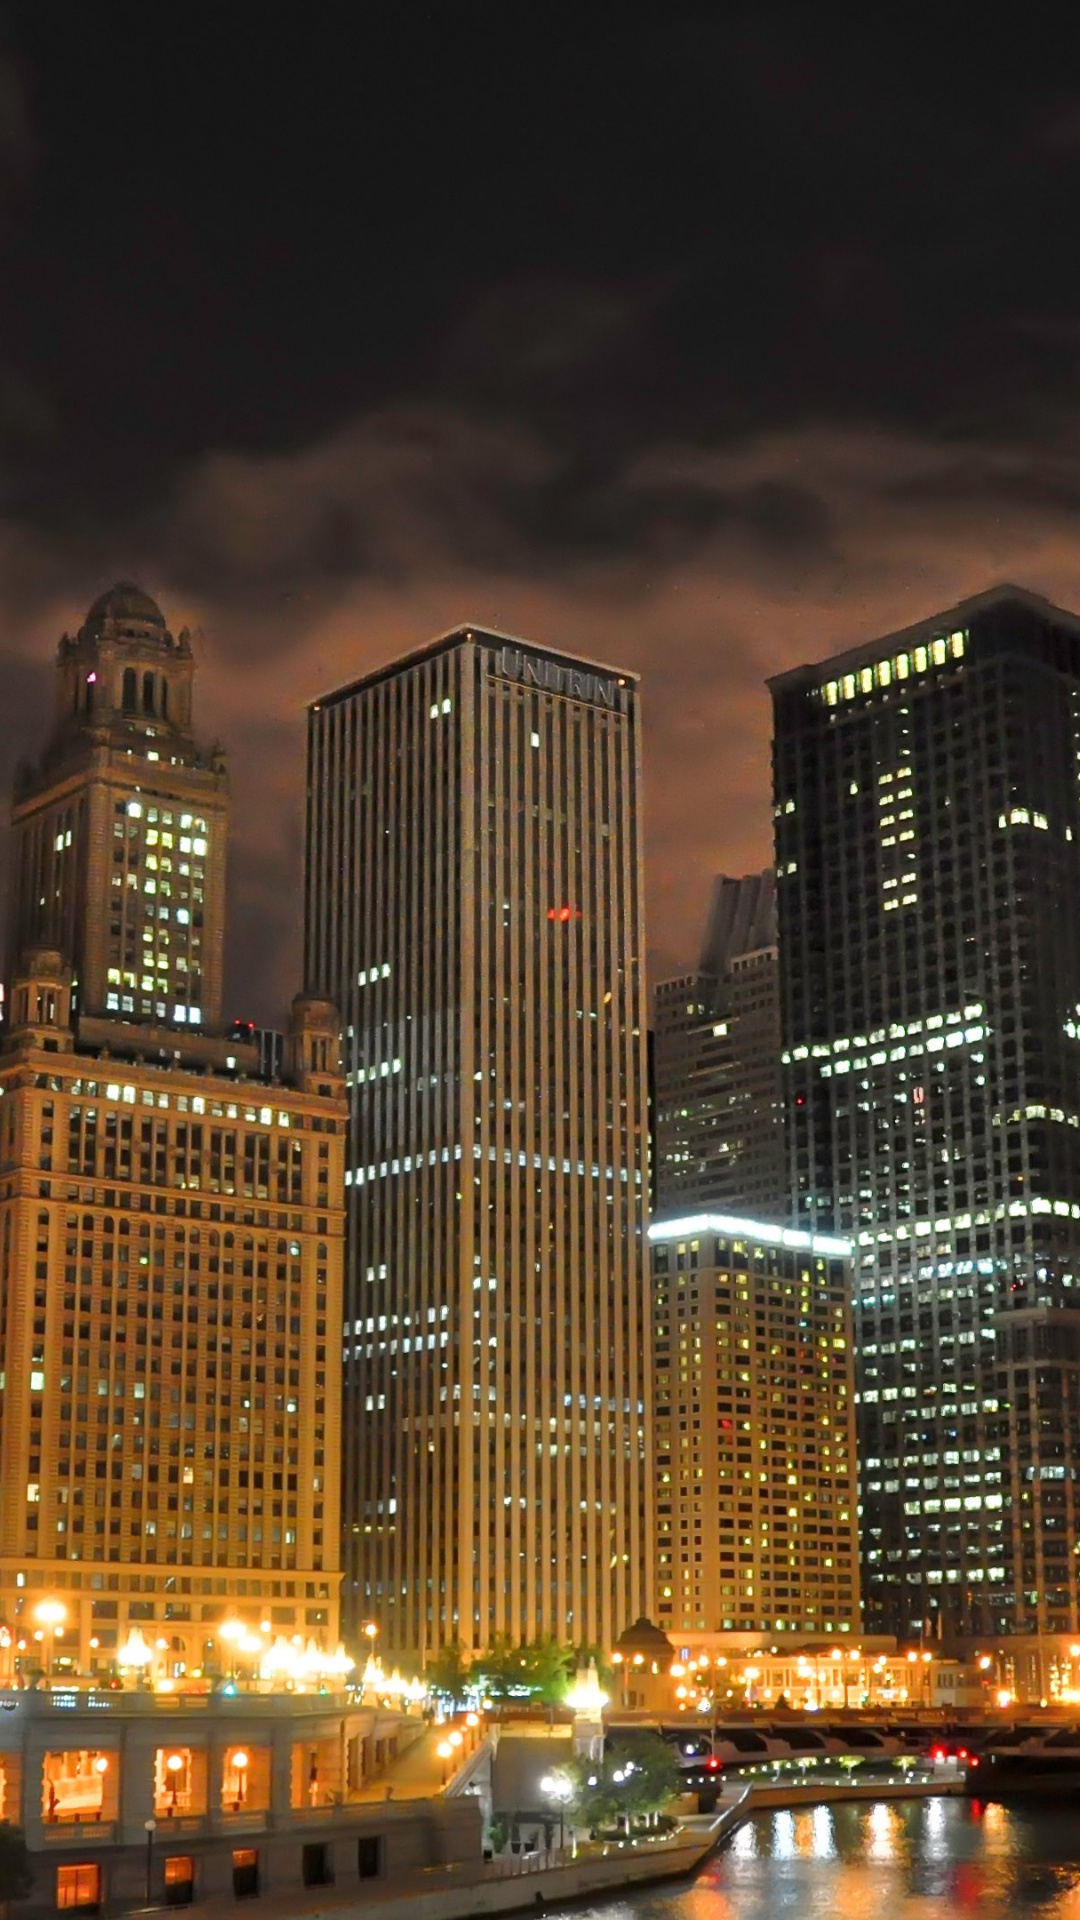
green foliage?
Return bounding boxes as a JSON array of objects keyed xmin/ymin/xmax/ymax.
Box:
[
  {"xmin": 474, "ymin": 1634, "xmax": 577, "ymax": 1704},
  {"xmin": 0, "ymin": 1824, "xmax": 32, "ymax": 1903},
  {"xmin": 425, "ymin": 1637, "xmax": 469, "ymax": 1703},
  {"xmin": 553, "ymin": 1731, "xmax": 681, "ymax": 1833}
]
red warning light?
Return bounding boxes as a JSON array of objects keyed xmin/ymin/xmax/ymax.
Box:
[{"xmin": 547, "ymin": 906, "xmax": 578, "ymax": 922}]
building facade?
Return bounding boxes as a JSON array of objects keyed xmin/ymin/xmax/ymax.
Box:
[
  {"xmin": 649, "ymin": 1215, "xmax": 859, "ymax": 1637},
  {"xmin": 653, "ymin": 872, "xmax": 783, "ymax": 1218},
  {"xmin": 9, "ymin": 584, "xmax": 228, "ymax": 1032},
  {"xmin": 0, "ymin": 1687, "xmax": 475, "ymax": 1918},
  {"xmin": 305, "ymin": 629, "xmax": 652, "ymax": 1657},
  {"xmin": 772, "ymin": 586, "xmax": 1080, "ymax": 1640},
  {"xmin": 0, "ymin": 586, "xmax": 347, "ymax": 1674}
]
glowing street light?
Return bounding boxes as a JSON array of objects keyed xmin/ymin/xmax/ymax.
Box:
[
  {"xmin": 540, "ymin": 1771, "xmax": 573, "ymax": 1850},
  {"xmin": 118, "ymin": 1628, "xmax": 154, "ymax": 1679},
  {"xmin": 565, "ymin": 1663, "xmax": 609, "ymax": 1716},
  {"xmin": 230, "ymin": 1750, "xmax": 249, "ymax": 1810},
  {"xmin": 33, "ymin": 1599, "xmax": 66, "ymax": 1678},
  {"xmin": 165, "ymin": 1751, "xmax": 184, "ymax": 1814},
  {"xmin": 436, "ymin": 1739, "xmax": 453, "ymax": 1785}
]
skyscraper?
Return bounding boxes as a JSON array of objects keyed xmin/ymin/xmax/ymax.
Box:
[
  {"xmin": 653, "ymin": 872, "xmax": 783, "ymax": 1217},
  {"xmin": 0, "ymin": 585, "xmax": 347, "ymax": 1675},
  {"xmin": 772, "ymin": 586, "xmax": 1080, "ymax": 1640},
  {"xmin": 305, "ymin": 628, "xmax": 651, "ymax": 1658},
  {"xmin": 9, "ymin": 584, "xmax": 228, "ymax": 1033},
  {"xmin": 649, "ymin": 1213, "xmax": 858, "ymax": 1636}
]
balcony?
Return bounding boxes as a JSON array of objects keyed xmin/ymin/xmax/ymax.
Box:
[{"xmin": 41, "ymin": 1821, "xmax": 116, "ymax": 1846}]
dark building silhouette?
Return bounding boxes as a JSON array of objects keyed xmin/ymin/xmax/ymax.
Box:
[
  {"xmin": 653, "ymin": 871, "xmax": 784, "ymax": 1219},
  {"xmin": 771, "ymin": 585, "xmax": 1080, "ymax": 1640}
]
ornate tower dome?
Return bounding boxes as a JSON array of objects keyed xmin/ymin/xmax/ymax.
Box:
[
  {"xmin": 54, "ymin": 581, "xmax": 195, "ymax": 737},
  {"xmin": 81, "ymin": 582, "xmax": 168, "ymax": 644}
]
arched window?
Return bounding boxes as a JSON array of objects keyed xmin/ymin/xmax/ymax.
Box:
[
  {"xmin": 143, "ymin": 672, "xmax": 156, "ymax": 714},
  {"xmin": 122, "ymin": 667, "xmax": 137, "ymax": 713}
]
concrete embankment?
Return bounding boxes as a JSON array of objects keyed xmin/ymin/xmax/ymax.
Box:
[{"xmin": 212, "ymin": 1774, "xmax": 961, "ymax": 1920}]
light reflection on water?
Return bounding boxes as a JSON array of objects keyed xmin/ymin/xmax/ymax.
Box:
[{"xmin": 540, "ymin": 1800, "xmax": 1080, "ymax": 1920}]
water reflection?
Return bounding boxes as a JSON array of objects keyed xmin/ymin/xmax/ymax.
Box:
[
  {"xmin": 812, "ymin": 1803, "xmax": 837, "ymax": 1859},
  {"xmin": 541, "ymin": 1800, "xmax": 1080, "ymax": 1920}
]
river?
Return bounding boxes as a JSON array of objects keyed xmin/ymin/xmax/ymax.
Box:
[{"xmin": 541, "ymin": 1797, "xmax": 1080, "ymax": 1919}]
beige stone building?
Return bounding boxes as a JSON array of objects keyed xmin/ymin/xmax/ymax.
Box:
[
  {"xmin": 650, "ymin": 1214, "xmax": 861, "ymax": 1637},
  {"xmin": 0, "ymin": 1687, "xmax": 476, "ymax": 1916},
  {"xmin": 0, "ymin": 586, "xmax": 347, "ymax": 1676}
]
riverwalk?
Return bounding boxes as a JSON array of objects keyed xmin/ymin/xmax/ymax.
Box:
[{"xmin": 183, "ymin": 1770, "xmax": 963, "ymax": 1920}]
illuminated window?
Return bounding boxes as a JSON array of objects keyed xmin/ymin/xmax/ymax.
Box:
[
  {"xmin": 164, "ymin": 1858, "xmax": 194, "ymax": 1904},
  {"xmin": 57, "ymin": 1865, "xmax": 101, "ymax": 1911}
]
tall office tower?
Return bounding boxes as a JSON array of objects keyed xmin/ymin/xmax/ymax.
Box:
[
  {"xmin": 9, "ymin": 584, "xmax": 228, "ymax": 1032},
  {"xmin": 0, "ymin": 585, "xmax": 347, "ymax": 1676},
  {"xmin": 772, "ymin": 586, "xmax": 1080, "ymax": 1641},
  {"xmin": 305, "ymin": 629, "xmax": 651, "ymax": 1658},
  {"xmin": 653, "ymin": 872, "xmax": 783, "ymax": 1217},
  {"xmin": 649, "ymin": 1214, "xmax": 858, "ymax": 1635}
]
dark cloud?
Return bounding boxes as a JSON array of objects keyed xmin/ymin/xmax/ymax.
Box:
[{"xmin": 7, "ymin": 16, "xmax": 1080, "ymax": 1012}]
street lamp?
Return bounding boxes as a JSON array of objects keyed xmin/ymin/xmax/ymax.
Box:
[
  {"xmin": 144, "ymin": 1819, "xmax": 157, "ymax": 1904},
  {"xmin": 540, "ymin": 1772, "xmax": 573, "ymax": 1852},
  {"xmin": 118, "ymin": 1629, "xmax": 154, "ymax": 1686},
  {"xmin": 165, "ymin": 1752, "xmax": 184, "ymax": 1815},
  {"xmin": 436, "ymin": 1740, "xmax": 453, "ymax": 1786},
  {"xmin": 230, "ymin": 1750, "xmax": 249, "ymax": 1811},
  {"xmin": 218, "ymin": 1617, "xmax": 246, "ymax": 1682},
  {"xmin": 33, "ymin": 1599, "xmax": 66, "ymax": 1679}
]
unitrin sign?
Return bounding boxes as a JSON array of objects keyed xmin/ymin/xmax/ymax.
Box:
[{"xmin": 488, "ymin": 644, "xmax": 622, "ymax": 709}]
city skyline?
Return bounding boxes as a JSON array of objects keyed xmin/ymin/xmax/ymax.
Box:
[{"xmin": 5, "ymin": 569, "xmax": 1080, "ymax": 1670}]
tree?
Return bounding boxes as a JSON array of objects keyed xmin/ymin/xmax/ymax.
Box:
[
  {"xmin": 473, "ymin": 1634, "xmax": 576, "ymax": 1704},
  {"xmin": 521, "ymin": 1636, "xmax": 577, "ymax": 1705},
  {"xmin": 610, "ymin": 1732, "xmax": 681, "ymax": 1825},
  {"xmin": 0, "ymin": 1823, "xmax": 32, "ymax": 1908},
  {"xmin": 426, "ymin": 1638, "xmax": 469, "ymax": 1706},
  {"xmin": 554, "ymin": 1731, "xmax": 681, "ymax": 1836}
]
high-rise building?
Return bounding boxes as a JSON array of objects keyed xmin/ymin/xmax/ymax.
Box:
[
  {"xmin": 649, "ymin": 1213, "xmax": 858, "ymax": 1636},
  {"xmin": 9, "ymin": 584, "xmax": 228, "ymax": 1033},
  {"xmin": 305, "ymin": 628, "xmax": 651, "ymax": 1658},
  {"xmin": 653, "ymin": 872, "xmax": 783, "ymax": 1217},
  {"xmin": 0, "ymin": 585, "xmax": 347, "ymax": 1676},
  {"xmin": 771, "ymin": 585, "xmax": 1080, "ymax": 1640}
]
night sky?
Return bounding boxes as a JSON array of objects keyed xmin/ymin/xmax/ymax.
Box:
[{"xmin": 5, "ymin": 11, "xmax": 1080, "ymax": 1018}]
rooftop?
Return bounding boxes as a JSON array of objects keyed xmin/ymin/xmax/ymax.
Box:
[
  {"xmin": 768, "ymin": 582, "xmax": 1080, "ymax": 691},
  {"xmin": 310, "ymin": 624, "xmax": 637, "ymax": 710},
  {"xmin": 648, "ymin": 1211, "xmax": 850, "ymax": 1258}
]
